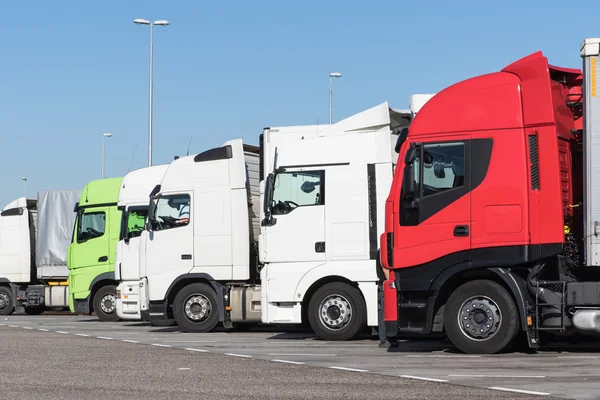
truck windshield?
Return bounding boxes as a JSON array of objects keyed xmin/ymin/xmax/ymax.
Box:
[{"xmin": 151, "ymin": 194, "xmax": 190, "ymax": 231}]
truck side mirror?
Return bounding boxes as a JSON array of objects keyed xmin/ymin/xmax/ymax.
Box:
[
  {"xmin": 402, "ymin": 164, "xmax": 416, "ymax": 199},
  {"xmin": 404, "ymin": 143, "xmax": 416, "ymax": 164},
  {"xmin": 145, "ymin": 221, "xmax": 153, "ymax": 232}
]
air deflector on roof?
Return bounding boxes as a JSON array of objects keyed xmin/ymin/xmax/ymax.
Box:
[{"xmin": 194, "ymin": 145, "xmax": 233, "ymax": 163}]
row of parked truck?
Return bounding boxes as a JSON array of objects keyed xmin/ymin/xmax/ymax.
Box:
[{"xmin": 3, "ymin": 37, "xmax": 600, "ymax": 354}]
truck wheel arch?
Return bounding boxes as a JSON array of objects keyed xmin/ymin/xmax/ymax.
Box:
[
  {"xmin": 300, "ymin": 276, "xmax": 364, "ymax": 325},
  {"xmin": 88, "ymin": 272, "xmax": 117, "ymax": 313},
  {"xmin": 164, "ymin": 273, "xmax": 226, "ymax": 322},
  {"xmin": 431, "ymin": 266, "xmax": 530, "ymax": 333}
]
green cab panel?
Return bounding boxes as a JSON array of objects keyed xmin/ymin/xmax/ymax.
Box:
[{"xmin": 68, "ymin": 177, "xmax": 123, "ymax": 312}]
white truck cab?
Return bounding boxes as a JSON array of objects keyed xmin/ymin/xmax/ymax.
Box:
[
  {"xmin": 140, "ymin": 96, "xmax": 433, "ymax": 340},
  {"xmin": 114, "ymin": 164, "xmax": 169, "ymax": 321}
]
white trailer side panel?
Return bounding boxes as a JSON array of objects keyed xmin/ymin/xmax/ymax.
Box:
[{"xmin": 36, "ymin": 190, "xmax": 81, "ymax": 279}]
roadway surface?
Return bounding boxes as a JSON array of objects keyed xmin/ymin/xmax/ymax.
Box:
[{"xmin": 3, "ymin": 315, "xmax": 600, "ymax": 399}]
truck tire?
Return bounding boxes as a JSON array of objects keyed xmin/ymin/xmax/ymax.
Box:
[
  {"xmin": 308, "ymin": 282, "xmax": 366, "ymax": 341},
  {"xmin": 444, "ymin": 280, "xmax": 519, "ymax": 354},
  {"xmin": 0, "ymin": 286, "xmax": 14, "ymax": 316},
  {"xmin": 173, "ymin": 283, "xmax": 219, "ymax": 333},
  {"xmin": 93, "ymin": 285, "xmax": 120, "ymax": 322},
  {"xmin": 24, "ymin": 306, "xmax": 44, "ymax": 315}
]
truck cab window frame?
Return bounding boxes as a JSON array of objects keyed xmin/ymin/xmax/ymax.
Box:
[
  {"xmin": 76, "ymin": 211, "xmax": 107, "ymax": 243},
  {"xmin": 150, "ymin": 194, "xmax": 191, "ymax": 231},
  {"xmin": 400, "ymin": 140, "xmax": 467, "ymax": 226},
  {"xmin": 270, "ymin": 170, "xmax": 325, "ymax": 216}
]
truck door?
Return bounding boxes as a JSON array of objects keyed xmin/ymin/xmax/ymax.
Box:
[
  {"xmin": 144, "ymin": 192, "xmax": 194, "ymax": 300},
  {"xmin": 119, "ymin": 206, "xmax": 148, "ymax": 281},
  {"xmin": 393, "ymin": 138, "xmax": 473, "ymax": 272},
  {"xmin": 70, "ymin": 206, "xmax": 112, "ymax": 274},
  {"xmin": 262, "ymin": 168, "xmax": 326, "ymax": 302}
]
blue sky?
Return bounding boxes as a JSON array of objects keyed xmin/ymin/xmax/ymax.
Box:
[{"xmin": 0, "ymin": 0, "xmax": 597, "ymax": 207}]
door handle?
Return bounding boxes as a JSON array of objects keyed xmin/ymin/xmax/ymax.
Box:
[
  {"xmin": 98, "ymin": 256, "xmax": 108, "ymax": 262},
  {"xmin": 315, "ymin": 242, "xmax": 325, "ymax": 253},
  {"xmin": 454, "ymin": 225, "xmax": 469, "ymax": 237},
  {"xmin": 181, "ymin": 254, "xmax": 192, "ymax": 260}
]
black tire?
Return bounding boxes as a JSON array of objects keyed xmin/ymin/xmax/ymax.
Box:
[
  {"xmin": 150, "ymin": 318, "xmax": 177, "ymax": 327},
  {"xmin": 0, "ymin": 286, "xmax": 15, "ymax": 316},
  {"xmin": 93, "ymin": 285, "xmax": 120, "ymax": 322},
  {"xmin": 24, "ymin": 306, "xmax": 44, "ymax": 315},
  {"xmin": 173, "ymin": 283, "xmax": 219, "ymax": 333},
  {"xmin": 308, "ymin": 282, "xmax": 366, "ymax": 341},
  {"xmin": 444, "ymin": 280, "xmax": 520, "ymax": 354}
]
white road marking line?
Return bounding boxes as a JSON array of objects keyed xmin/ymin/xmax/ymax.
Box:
[
  {"xmin": 37, "ymin": 328, "xmax": 49, "ymax": 332},
  {"xmin": 185, "ymin": 348, "xmax": 209, "ymax": 353},
  {"xmin": 488, "ymin": 387, "xmax": 550, "ymax": 396},
  {"xmin": 401, "ymin": 375, "xmax": 449, "ymax": 383},
  {"xmin": 55, "ymin": 331, "xmax": 69, "ymax": 334},
  {"xmin": 162, "ymin": 340, "xmax": 216, "ymax": 343},
  {"xmin": 450, "ymin": 374, "xmax": 546, "ymax": 379},
  {"xmin": 0, "ymin": 323, "xmax": 4, "ymax": 326},
  {"xmin": 151, "ymin": 343, "xmax": 172, "ymax": 348},
  {"xmin": 271, "ymin": 359, "xmax": 305, "ymax": 365},
  {"xmin": 225, "ymin": 353, "xmax": 253, "ymax": 358},
  {"xmin": 178, "ymin": 368, "xmax": 191, "ymax": 370},
  {"xmin": 22, "ymin": 327, "xmax": 33, "ymax": 330},
  {"xmin": 96, "ymin": 336, "xmax": 113, "ymax": 340},
  {"xmin": 75, "ymin": 334, "xmax": 90, "ymax": 337},
  {"xmin": 8, "ymin": 325, "xmax": 17, "ymax": 328},
  {"xmin": 268, "ymin": 353, "xmax": 337, "ymax": 357},
  {"xmin": 329, "ymin": 366, "xmax": 368, "ymax": 373},
  {"xmin": 122, "ymin": 339, "xmax": 139, "ymax": 343},
  {"xmin": 404, "ymin": 354, "xmax": 482, "ymax": 358}
]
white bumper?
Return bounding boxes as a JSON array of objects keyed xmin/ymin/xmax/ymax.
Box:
[{"xmin": 116, "ymin": 281, "xmax": 142, "ymax": 320}]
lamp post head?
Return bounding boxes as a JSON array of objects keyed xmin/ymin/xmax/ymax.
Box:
[
  {"xmin": 134, "ymin": 18, "xmax": 151, "ymax": 25},
  {"xmin": 153, "ymin": 20, "xmax": 170, "ymax": 26},
  {"xmin": 22, "ymin": 177, "xmax": 27, "ymax": 182},
  {"xmin": 329, "ymin": 72, "xmax": 342, "ymax": 78},
  {"xmin": 102, "ymin": 133, "xmax": 113, "ymax": 138}
]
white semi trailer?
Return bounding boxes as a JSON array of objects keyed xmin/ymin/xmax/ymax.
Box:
[{"xmin": 0, "ymin": 190, "xmax": 80, "ymax": 315}]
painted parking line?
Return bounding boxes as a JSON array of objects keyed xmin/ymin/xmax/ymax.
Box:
[
  {"xmin": 271, "ymin": 359, "xmax": 305, "ymax": 365},
  {"xmin": 488, "ymin": 387, "xmax": 550, "ymax": 396},
  {"xmin": 329, "ymin": 366, "xmax": 368, "ymax": 373},
  {"xmin": 400, "ymin": 375, "xmax": 449, "ymax": 383}
]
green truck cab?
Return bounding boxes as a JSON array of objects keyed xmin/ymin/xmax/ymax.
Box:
[{"xmin": 67, "ymin": 177, "xmax": 123, "ymax": 321}]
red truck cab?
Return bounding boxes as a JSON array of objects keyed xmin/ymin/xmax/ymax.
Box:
[{"xmin": 380, "ymin": 51, "xmax": 583, "ymax": 354}]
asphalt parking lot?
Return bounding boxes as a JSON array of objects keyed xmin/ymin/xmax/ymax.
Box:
[{"xmin": 3, "ymin": 315, "xmax": 600, "ymax": 399}]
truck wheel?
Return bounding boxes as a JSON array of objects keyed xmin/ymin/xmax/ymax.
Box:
[
  {"xmin": 173, "ymin": 283, "xmax": 219, "ymax": 333},
  {"xmin": 444, "ymin": 280, "xmax": 519, "ymax": 354},
  {"xmin": 24, "ymin": 306, "xmax": 44, "ymax": 315},
  {"xmin": 308, "ymin": 282, "xmax": 366, "ymax": 341},
  {"xmin": 0, "ymin": 286, "xmax": 14, "ymax": 316},
  {"xmin": 93, "ymin": 285, "xmax": 120, "ymax": 322}
]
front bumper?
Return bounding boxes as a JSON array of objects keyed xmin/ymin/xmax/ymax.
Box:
[{"xmin": 116, "ymin": 281, "xmax": 142, "ymax": 320}]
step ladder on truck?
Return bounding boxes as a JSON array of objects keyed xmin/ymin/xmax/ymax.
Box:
[{"xmin": 381, "ymin": 38, "xmax": 600, "ymax": 354}]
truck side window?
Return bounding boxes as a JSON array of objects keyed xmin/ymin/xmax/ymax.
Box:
[
  {"xmin": 152, "ymin": 194, "xmax": 190, "ymax": 231},
  {"xmin": 77, "ymin": 212, "xmax": 106, "ymax": 242},
  {"xmin": 271, "ymin": 170, "xmax": 324, "ymax": 215},
  {"xmin": 400, "ymin": 141, "xmax": 466, "ymax": 226},
  {"xmin": 120, "ymin": 208, "xmax": 148, "ymax": 240},
  {"xmin": 421, "ymin": 142, "xmax": 465, "ymax": 197}
]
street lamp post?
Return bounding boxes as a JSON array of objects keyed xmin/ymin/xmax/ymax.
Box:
[
  {"xmin": 134, "ymin": 18, "xmax": 170, "ymax": 167},
  {"xmin": 22, "ymin": 177, "xmax": 27, "ymax": 198},
  {"xmin": 329, "ymin": 72, "xmax": 342, "ymax": 124},
  {"xmin": 101, "ymin": 133, "xmax": 112, "ymax": 179}
]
